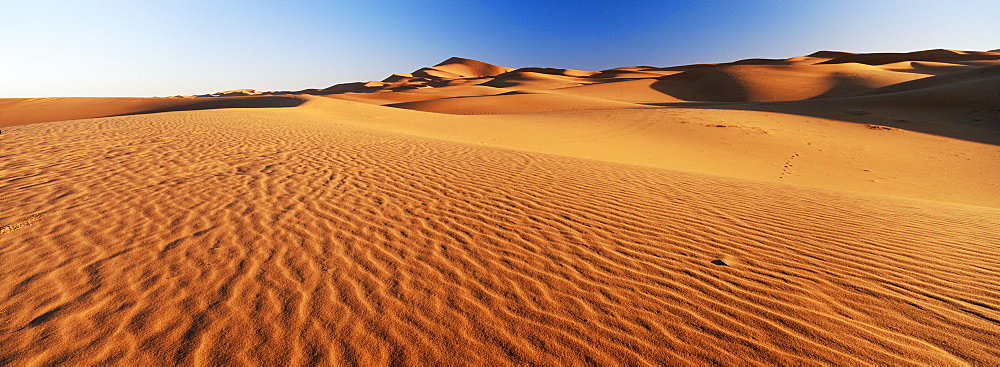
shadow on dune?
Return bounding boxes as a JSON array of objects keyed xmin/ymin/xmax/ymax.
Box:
[
  {"xmin": 121, "ymin": 96, "xmax": 305, "ymax": 116},
  {"xmin": 645, "ymin": 99, "xmax": 1000, "ymax": 145},
  {"xmin": 649, "ymin": 70, "xmax": 749, "ymax": 102},
  {"xmin": 646, "ymin": 64, "xmax": 1000, "ymax": 145},
  {"xmin": 815, "ymin": 49, "xmax": 1000, "ymax": 66},
  {"xmin": 0, "ymin": 95, "xmax": 308, "ymax": 128}
]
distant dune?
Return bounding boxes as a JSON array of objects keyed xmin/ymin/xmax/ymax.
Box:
[
  {"xmin": 0, "ymin": 96, "xmax": 304, "ymax": 127},
  {"xmin": 1, "ymin": 49, "xmax": 998, "ymax": 365}
]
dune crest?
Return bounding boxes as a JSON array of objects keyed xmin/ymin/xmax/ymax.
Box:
[
  {"xmin": 297, "ymin": 48, "xmax": 999, "ymax": 110},
  {"xmin": 426, "ymin": 56, "xmax": 514, "ymax": 78}
]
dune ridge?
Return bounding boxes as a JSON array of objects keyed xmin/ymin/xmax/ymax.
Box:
[
  {"xmin": 305, "ymin": 49, "xmax": 999, "ymax": 110},
  {"xmin": 0, "ymin": 96, "xmax": 304, "ymax": 128}
]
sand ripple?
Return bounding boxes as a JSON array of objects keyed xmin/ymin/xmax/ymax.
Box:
[{"xmin": 1, "ymin": 109, "xmax": 998, "ymax": 365}]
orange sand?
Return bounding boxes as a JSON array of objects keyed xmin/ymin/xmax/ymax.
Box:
[{"xmin": 1, "ymin": 49, "xmax": 998, "ymax": 365}]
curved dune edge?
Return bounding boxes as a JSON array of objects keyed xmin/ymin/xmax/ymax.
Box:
[
  {"xmin": 283, "ymin": 96, "xmax": 1000, "ymax": 208},
  {"xmin": 386, "ymin": 92, "xmax": 650, "ymax": 114},
  {"xmin": 0, "ymin": 96, "xmax": 304, "ymax": 127},
  {"xmin": 1, "ymin": 109, "xmax": 998, "ymax": 365},
  {"xmin": 305, "ymin": 48, "xmax": 999, "ymax": 108}
]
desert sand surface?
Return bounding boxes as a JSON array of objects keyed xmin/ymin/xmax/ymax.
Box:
[{"xmin": 1, "ymin": 49, "xmax": 999, "ymax": 365}]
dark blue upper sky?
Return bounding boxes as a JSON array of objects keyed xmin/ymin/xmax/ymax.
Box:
[{"xmin": 1, "ymin": 0, "xmax": 997, "ymax": 97}]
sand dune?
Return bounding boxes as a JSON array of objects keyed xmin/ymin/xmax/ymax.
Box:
[
  {"xmin": 719, "ymin": 63, "xmax": 1000, "ymax": 145},
  {"xmin": 480, "ymin": 70, "xmax": 589, "ymax": 90},
  {"xmin": 545, "ymin": 79, "xmax": 688, "ymax": 103},
  {"xmin": 815, "ymin": 48, "xmax": 1000, "ymax": 65},
  {"xmin": 590, "ymin": 67, "xmax": 680, "ymax": 79},
  {"xmin": 324, "ymin": 85, "xmax": 514, "ymax": 105},
  {"xmin": 388, "ymin": 92, "xmax": 647, "ymax": 114},
  {"xmin": 3, "ymin": 107, "xmax": 998, "ymax": 365},
  {"xmin": 412, "ymin": 57, "xmax": 513, "ymax": 79},
  {"xmin": 649, "ymin": 63, "xmax": 928, "ymax": 102},
  {"xmin": 514, "ymin": 67, "xmax": 600, "ymax": 77},
  {"xmin": 307, "ymin": 49, "xmax": 997, "ymax": 107},
  {"xmin": 289, "ymin": 96, "xmax": 999, "ymax": 207},
  {"xmin": 0, "ymin": 96, "xmax": 304, "ymax": 127},
  {"xmin": 854, "ymin": 64, "xmax": 1000, "ymax": 96},
  {"xmin": 2, "ymin": 49, "xmax": 999, "ymax": 365},
  {"xmin": 880, "ymin": 60, "xmax": 981, "ymax": 75}
]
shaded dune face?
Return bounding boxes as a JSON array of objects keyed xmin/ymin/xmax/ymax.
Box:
[
  {"xmin": 385, "ymin": 92, "xmax": 646, "ymax": 114},
  {"xmin": 0, "ymin": 96, "xmax": 304, "ymax": 127},
  {"xmin": 480, "ymin": 71, "xmax": 587, "ymax": 90},
  {"xmin": 299, "ymin": 48, "xmax": 1000, "ymax": 107},
  {"xmin": 1, "ymin": 110, "xmax": 998, "ymax": 365},
  {"xmin": 814, "ymin": 49, "xmax": 1000, "ymax": 65},
  {"xmin": 129, "ymin": 96, "xmax": 305, "ymax": 114},
  {"xmin": 649, "ymin": 64, "xmax": 926, "ymax": 102}
]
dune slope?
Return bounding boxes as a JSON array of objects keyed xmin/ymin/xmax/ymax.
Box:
[{"xmin": 0, "ymin": 96, "xmax": 304, "ymax": 127}]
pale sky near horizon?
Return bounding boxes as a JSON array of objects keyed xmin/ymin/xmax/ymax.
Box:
[{"xmin": 1, "ymin": 0, "xmax": 997, "ymax": 98}]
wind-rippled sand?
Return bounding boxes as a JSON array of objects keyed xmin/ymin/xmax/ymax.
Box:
[{"xmin": 2, "ymin": 107, "xmax": 998, "ymax": 365}]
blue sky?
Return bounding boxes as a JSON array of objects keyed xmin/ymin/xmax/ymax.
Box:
[{"xmin": 1, "ymin": 0, "xmax": 997, "ymax": 97}]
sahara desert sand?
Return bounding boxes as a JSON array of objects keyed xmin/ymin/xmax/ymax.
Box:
[{"xmin": 1, "ymin": 49, "xmax": 998, "ymax": 365}]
